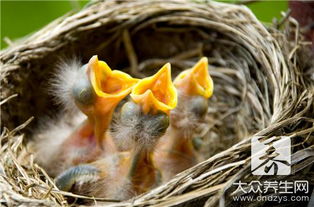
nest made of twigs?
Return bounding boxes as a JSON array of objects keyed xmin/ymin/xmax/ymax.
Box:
[{"xmin": 1, "ymin": 0, "xmax": 313, "ymax": 206}]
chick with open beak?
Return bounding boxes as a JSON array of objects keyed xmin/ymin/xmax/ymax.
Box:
[
  {"xmin": 35, "ymin": 56, "xmax": 138, "ymax": 177},
  {"xmin": 78, "ymin": 55, "xmax": 139, "ymax": 150},
  {"xmin": 55, "ymin": 64, "xmax": 177, "ymax": 200},
  {"xmin": 154, "ymin": 57, "xmax": 214, "ymax": 182}
]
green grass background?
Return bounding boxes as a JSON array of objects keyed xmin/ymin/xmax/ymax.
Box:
[{"xmin": 1, "ymin": 0, "xmax": 287, "ymax": 49}]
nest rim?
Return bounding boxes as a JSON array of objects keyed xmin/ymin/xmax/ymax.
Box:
[{"xmin": 0, "ymin": 0, "xmax": 313, "ymax": 206}]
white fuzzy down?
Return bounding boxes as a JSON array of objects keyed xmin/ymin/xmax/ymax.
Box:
[
  {"xmin": 170, "ymin": 91, "xmax": 210, "ymax": 139},
  {"xmin": 111, "ymin": 111, "xmax": 165, "ymax": 151},
  {"xmin": 49, "ymin": 58, "xmax": 83, "ymax": 113},
  {"xmin": 32, "ymin": 112, "xmax": 86, "ymax": 176}
]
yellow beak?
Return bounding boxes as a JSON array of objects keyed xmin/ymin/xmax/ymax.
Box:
[
  {"xmin": 130, "ymin": 63, "xmax": 177, "ymax": 115},
  {"xmin": 86, "ymin": 55, "xmax": 139, "ymax": 145},
  {"xmin": 174, "ymin": 57, "xmax": 214, "ymax": 98},
  {"xmin": 88, "ymin": 55, "xmax": 139, "ymax": 105}
]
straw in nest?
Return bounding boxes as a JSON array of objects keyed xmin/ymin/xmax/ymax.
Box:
[{"xmin": 0, "ymin": 0, "xmax": 313, "ymax": 206}]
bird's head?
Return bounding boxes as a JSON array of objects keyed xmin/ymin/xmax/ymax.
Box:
[
  {"xmin": 130, "ymin": 63, "xmax": 177, "ymax": 115},
  {"xmin": 73, "ymin": 55, "xmax": 139, "ymax": 116},
  {"xmin": 111, "ymin": 64, "xmax": 177, "ymax": 150},
  {"xmin": 171, "ymin": 57, "xmax": 214, "ymax": 137},
  {"xmin": 174, "ymin": 57, "xmax": 213, "ymax": 99},
  {"xmin": 72, "ymin": 56, "xmax": 138, "ymax": 146}
]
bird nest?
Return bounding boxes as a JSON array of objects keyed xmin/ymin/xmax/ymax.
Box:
[{"xmin": 1, "ymin": 0, "xmax": 313, "ymax": 206}]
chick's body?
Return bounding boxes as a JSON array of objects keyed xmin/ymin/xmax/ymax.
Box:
[
  {"xmin": 56, "ymin": 150, "xmax": 158, "ymax": 200},
  {"xmin": 154, "ymin": 57, "xmax": 213, "ymax": 182},
  {"xmin": 34, "ymin": 56, "xmax": 138, "ymax": 176},
  {"xmin": 155, "ymin": 129, "xmax": 199, "ymax": 181},
  {"xmin": 34, "ymin": 116, "xmax": 118, "ymax": 177},
  {"xmin": 55, "ymin": 63, "xmax": 177, "ymax": 200},
  {"xmin": 154, "ymin": 93, "xmax": 207, "ymax": 181}
]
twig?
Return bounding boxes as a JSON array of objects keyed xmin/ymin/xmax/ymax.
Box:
[{"xmin": 122, "ymin": 29, "xmax": 144, "ymax": 78}]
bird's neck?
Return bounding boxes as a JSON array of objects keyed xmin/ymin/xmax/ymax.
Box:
[
  {"xmin": 165, "ymin": 125, "xmax": 196, "ymax": 156},
  {"xmin": 88, "ymin": 107, "xmax": 115, "ymax": 150},
  {"xmin": 66, "ymin": 120, "xmax": 95, "ymax": 146},
  {"xmin": 127, "ymin": 147, "xmax": 158, "ymax": 193},
  {"xmin": 77, "ymin": 119, "xmax": 94, "ymax": 139},
  {"xmin": 128, "ymin": 148, "xmax": 154, "ymax": 177}
]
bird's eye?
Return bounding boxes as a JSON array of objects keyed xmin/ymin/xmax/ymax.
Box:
[
  {"xmin": 120, "ymin": 101, "xmax": 141, "ymax": 121},
  {"xmin": 190, "ymin": 96, "xmax": 208, "ymax": 118},
  {"xmin": 72, "ymin": 72, "xmax": 95, "ymax": 106},
  {"xmin": 149, "ymin": 112, "xmax": 169, "ymax": 136}
]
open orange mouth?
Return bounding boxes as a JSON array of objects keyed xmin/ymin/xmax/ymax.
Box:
[
  {"xmin": 130, "ymin": 63, "xmax": 177, "ymax": 115},
  {"xmin": 88, "ymin": 55, "xmax": 139, "ymax": 103},
  {"xmin": 174, "ymin": 57, "xmax": 213, "ymax": 98}
]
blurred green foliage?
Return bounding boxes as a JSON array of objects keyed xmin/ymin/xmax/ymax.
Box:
[
  {"xmin": 241, "ymin": 1, "xmax": 287, "ymax": 22},
  {"xmin": 1, "ymin": 0, "xmax": 287, "ymax": 49},
  {"xmin": 218, "ymin": 0, "xmax": 287, "ymax": 22},
  {"xmin": 1, "ymin": 0, "xmax": 88, "ymax": 49}
]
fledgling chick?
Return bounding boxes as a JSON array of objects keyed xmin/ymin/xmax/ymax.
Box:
[
  {"xmin": 34, "ymin": 56, "xmax": 138, "ymax": 176},
  {"xmin": 54, "ymin": 64, "xmax": 177, "ymax": 200},
  {"xmin": 154, "ymin": 57, "xmax": 214, "ymax": 182}
]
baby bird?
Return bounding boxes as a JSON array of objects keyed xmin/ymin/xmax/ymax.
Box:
[
  {"xmin": 55, "ymin": 64, "xmax": 177, "ymax": 200},
  {"xmin": 154, "ymin": 57, "xmax": 214, "ymax": 182},
  {"xmin": 35, "ymin": 56, "xmax": 138, "ymax": 176}
]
